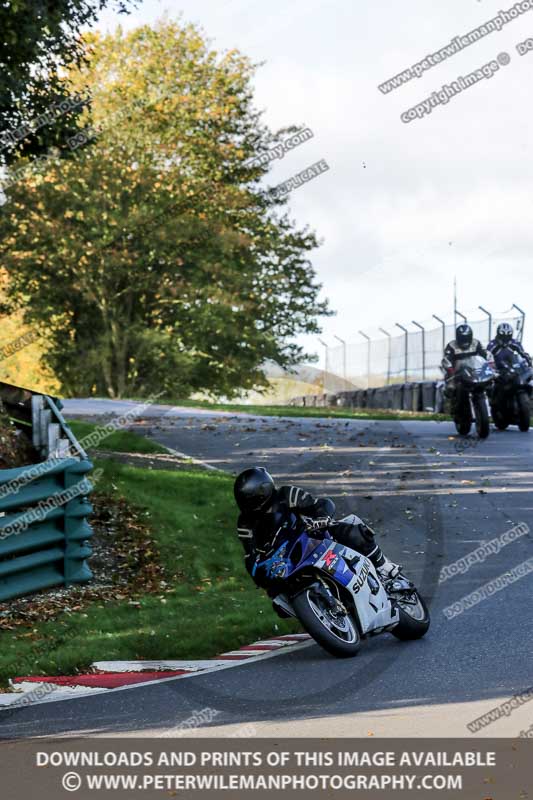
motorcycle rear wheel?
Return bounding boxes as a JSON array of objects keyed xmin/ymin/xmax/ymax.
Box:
[
  {"xmin": 292, "ymin": 583, "xmax": 361, "ymax": 658},
  {"xmin": 492, "ymin": 409, "xmax": 509, "ymax": 430},
  {"xmin": 517, "ymin": 393, "xmax": 530, "ymax": 432},
  {"xmin": 473, "ymin": 396, "xmax": 490, "ymax": 439}
]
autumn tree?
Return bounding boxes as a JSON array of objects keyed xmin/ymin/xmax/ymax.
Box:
[
  {"xmin": 0, "ymin": 21, "xmax": 330, "ymax": 399},
  {"xmin": 0, "ymin": 0, "xmax": 132, "ymax": 166}
]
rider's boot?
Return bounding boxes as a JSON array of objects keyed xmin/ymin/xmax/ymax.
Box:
[
  {"xmin": 375, "ymin": 554, "xmax": 402, "ymax": 580},
  {"xmin": 344, "ymin": 541, "xmax": 402, "ymax": 580},
  {"xmin": 364, "ymin": 543, "xmax": 402, "ymax": 580}
]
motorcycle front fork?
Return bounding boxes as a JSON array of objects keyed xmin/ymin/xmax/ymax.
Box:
[{"xmin": 467, "ymin": 391, "xmax": 489, "ymax": 420}]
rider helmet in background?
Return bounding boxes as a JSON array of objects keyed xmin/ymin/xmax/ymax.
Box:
[
  {"xmin": 234, "ymin": 467, "xmax": 275, "ymax": 513},
  {"xmin": 495, "ymin": 322, "xmax": 513, "ymax": 346},
  {"xmin": 455, "ymin": 324, "xmax": 473, "ymax": 349}
]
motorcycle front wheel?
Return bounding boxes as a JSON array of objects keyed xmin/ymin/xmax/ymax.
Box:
[
  {"xmin": 473, "ymin": 395, "xmax": 490, "ymax": 439},
  {"xmin": 292, "ymin": 582, "xmax": 361, "ymax": 658},
  {"xmin": 455, "ymin": 418, "xmax": 471, "ymax": 436},
  {"xmin": 517, "ymin": 393, "xmax": 530, "ymax": 432}
]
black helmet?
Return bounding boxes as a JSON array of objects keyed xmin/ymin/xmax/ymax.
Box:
[
  {"xmin": 456, "ymin": 324, "xmax": 473, "ymax": 349},
  {"xmin": 234, "ymin": 467, "xmax": 275, "ymax": 513},
  {"xmin": 496, "ymin": 322, "xmax": 513, "ymax": 345}
]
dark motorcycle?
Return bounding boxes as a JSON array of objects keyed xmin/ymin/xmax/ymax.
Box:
[
  {"xmin": 490, "ymin": 351, "xmax": 533, "ymax": 432},
  {"xmin": 444, "ymin": 355, "xmax": 496, "ymax": 439}
]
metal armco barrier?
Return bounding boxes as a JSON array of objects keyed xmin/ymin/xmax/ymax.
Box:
[
  {"xmin": 290, "ymin": 381, "xmax": 445, "ymax": 413},
  {"xmin": 0, "ymin": 382, "xmax": 93, "ymax": 601},
  {"xmin": 0, "ymin": 459, "xmax": 94, "ymax": 601}
]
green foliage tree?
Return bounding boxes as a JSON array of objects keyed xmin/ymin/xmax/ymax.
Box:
[
  {"xmin": 0, "ymin": 21, "xmax": 330, "ymax": 399},
  {"xmin": 0, "ymin": 0, "xmax": 132, "ymax": 166}
]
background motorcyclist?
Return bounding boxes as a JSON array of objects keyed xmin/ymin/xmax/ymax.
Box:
[
  {"xmin": 234, "ymin": 467, "xmax": 401, "ymax": 593},
  {"xmin": 442, "ymin": 323, "xmax": 487, "ymax": 371},
  {"xmin": 487, "ymin": 322, "xmax": 532, "ymax": 368},
  {"xmin": 441, "ymin": 324, "xmax": 488, "ymax": 410}
]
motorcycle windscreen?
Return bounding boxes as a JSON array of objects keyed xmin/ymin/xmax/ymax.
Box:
[{"xmin": 459, "ymin": 355, "xmax": 486, "ymax": 371}]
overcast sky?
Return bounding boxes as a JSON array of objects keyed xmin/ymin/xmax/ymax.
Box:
[{"xmin": 95, "ymin": 0, "xmax": 533, "ymax": 363}]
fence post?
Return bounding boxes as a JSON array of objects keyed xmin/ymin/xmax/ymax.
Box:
[
  {"xmin": 412, "ymin": 320, "xmax": 426, "ymax": 380},
  {"xmin": 379, "ymin": 328, "xmax": 391, "ymax": 385},
  {"xmin": 478, "ymin": 305, "xmax": 492, "ymax": 342},
  {"xmin": 395, "ymin": 323, "xmax": 408, "ymax": 382},
  {"xmin": 333, "ymin": 335, "xmax": 347, "ymax": 385},
  {"xmin": 318, "ymin": 338, "xmax": 329, "ymax": 393},
  {"xmin": 63, "ymin": 460, "xmax": 94, "ymax": 585},
  {"xmin": 433, "ymin": 314, "xmax": 446, "ymax": 354},
  {"xmin": 358, "ymin": 331, "xmax": 371, "ymax": 389},
  {"xmin": 456, "ymin": 311, "xmax": 467, "ymax": 323},
  {"xmin": 512, "ymin": 304, "xmax": 526, "ymax": 342}
]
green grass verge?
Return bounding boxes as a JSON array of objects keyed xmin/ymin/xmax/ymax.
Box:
[
  {"xmin": 68, "ymin": 419, "xmax": 169, "ymax": 454},
  {"xmin": 160, "ymin": 399, "xmax": 449, "ymax": 422},
  {"xmin": 0, "ymin": 457, "xmax": 296, "ymax": 686}
]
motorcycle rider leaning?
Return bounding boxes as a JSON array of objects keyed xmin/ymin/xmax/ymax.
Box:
[
  {"xmin": 487, "ymin": 322, "xmax": 532, "ymax": 368},
  {"xmin": 234, "ymin": 467, "xmax": 401, "ymax": 596}
]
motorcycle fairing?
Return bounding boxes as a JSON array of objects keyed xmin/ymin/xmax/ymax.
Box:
[{"xmin": 314, "ymin": 542, "xmax": 399, "ymax": 634}]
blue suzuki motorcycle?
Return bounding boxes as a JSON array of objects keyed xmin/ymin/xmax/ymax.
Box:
[{"xmin": 252, "ymin": 515, "xmax": 430, "ymax": 658}]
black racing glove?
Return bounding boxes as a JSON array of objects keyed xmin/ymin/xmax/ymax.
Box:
[{"xmin": 301, "ymin": 516, "xmax": 331, "ymax": 533}]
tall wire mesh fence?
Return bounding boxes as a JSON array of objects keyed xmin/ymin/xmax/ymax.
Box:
[{"xmin": 323, "ymin": 308, "xmax": 524, "ymax": 392}]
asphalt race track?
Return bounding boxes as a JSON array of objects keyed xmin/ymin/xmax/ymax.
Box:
[{"xmin": 1, "ymin": 401, "xmax": 532, "ymax": 739}]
